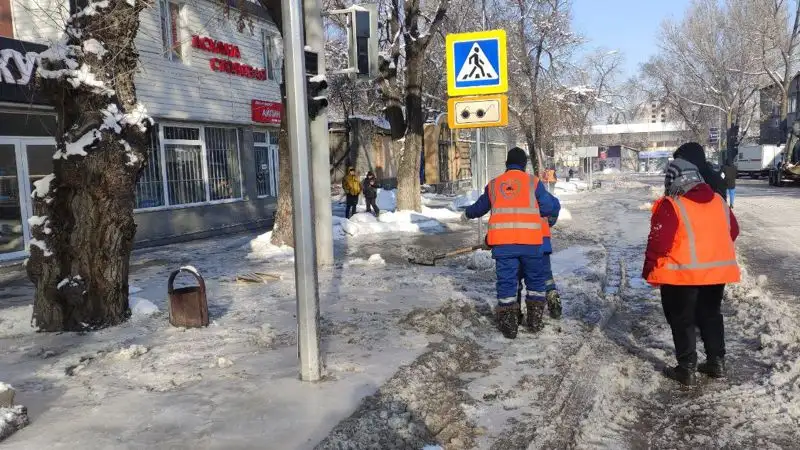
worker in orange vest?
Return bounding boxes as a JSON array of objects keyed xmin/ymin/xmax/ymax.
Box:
[
  {"xmin": 461, "ymin": 147, "xmax": 560, "ymax": 338},
  {"xmin": 643, "ymin": 157, "xmax": 740, "ymax": 386}
]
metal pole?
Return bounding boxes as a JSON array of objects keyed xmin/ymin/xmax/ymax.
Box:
[
  {"xmin": 304, "ymin": 0, "xmax": 333, "ymax": 267},
  {"xmin": 477, "ymin": 129, "xmax": 483, "ymax": 243},
  {"xmin": 282, "ymin": 0, "xmax": 321, "ymax": 382},
  {"xmin": 476, "ymin": 0, "xmax": 487, "ymax": 245}
]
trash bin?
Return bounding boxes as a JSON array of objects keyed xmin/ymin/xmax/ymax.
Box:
[{"xmin": 167, "ymin": 267, "xmax": 209, "ymax": 328}]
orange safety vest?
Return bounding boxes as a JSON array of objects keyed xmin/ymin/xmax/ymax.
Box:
[
  {"xmin": 646, "ymin": 194, "xmax": 740, "ymax": 286},
  {"xmin": 487, "ymin": 171, "xmax": 544, "ymax": 246}
]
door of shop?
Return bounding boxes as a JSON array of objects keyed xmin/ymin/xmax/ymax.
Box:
[{"xmin": 0, "ymin": 137, "xmax": 57, "ymax": 261}]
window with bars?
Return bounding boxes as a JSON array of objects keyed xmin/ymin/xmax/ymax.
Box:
[
  {"xmin": 253, "ymin": 130, "xmax": 279, "ymax": 197},
  {"xmin": 134, "ymin": 124, "xmax": 243, "ymax": 209},
  {"xmin": 160, "ymin": 0, "xmax": 184, "ymax": 62}
]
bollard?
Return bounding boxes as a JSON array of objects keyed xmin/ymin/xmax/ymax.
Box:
[{"xmin": 167, "ymin": 266, "xmax": 209, "ymax": 328}]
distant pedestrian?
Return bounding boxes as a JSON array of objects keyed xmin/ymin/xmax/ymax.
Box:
[
  {"xmin": 342, "ymin": 166, "xmax": 362, "ymax": 219},
  {"xmin": 643, "ymin": 158, "xmax": 740, "ymax": 386},
  {"xmin": 721, "ymin": 163, "xmax": 737, "ymax": 209},
  {"xmin": 543, "ymin": 167, "xmax": 557, "ymax": 192},
  {"xmin": 363, "ymin": 171, "xmax": 380, "ymax": 217},
  {"xmin": 567, "ymin": 168, "xmax": 574, "ymax": 182}
]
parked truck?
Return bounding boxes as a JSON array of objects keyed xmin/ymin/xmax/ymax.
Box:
[
  {"xmin": 769, "ymin": 120, "xmax": 800, "ymax": 186},
  {"xmin": 735, "ymin": 145, "xmax": 782, "ymax": 179}
]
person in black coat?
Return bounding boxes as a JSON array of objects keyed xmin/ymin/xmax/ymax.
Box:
[
  {"xmin": 721, "ymin": 163, "xmax": 737, "ymax": 208},
  {"xmin": 362, "ymin": 171, "xmax": 380, "ymax": 217},
  {"xmin": 673, "ymin": 142, "xmax": 727, "ymax": 200}
]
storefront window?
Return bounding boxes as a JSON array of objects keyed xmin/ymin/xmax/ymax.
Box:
[{"xmin": 134, "ymin": 124, "xmax": 243, "ymax": 209}]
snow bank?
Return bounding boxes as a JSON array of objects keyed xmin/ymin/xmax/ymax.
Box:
[
  {"xmin": 554, "ymin": 180, "xmax": 589, "ymax": 194},
  {"xmin": 246, "ymin": 231, "xmax": 295, "ymax": 261},
  {"xmin": 339, "ymin": 211, "xmax": 446, "ymax": 237},
  {"xmin": 129, "ymin": 297, "xmax": 159, "ymax": 317},
  {"xmin": 638, "ymin": 202, "xmax": 653, "ymax": 211},
  {"xmin": 558, "ymin": 208, "xmax": 572, "ymax": 221},
  {"xmin": 451, "ymin": 190, "xmax": 481, "ymax": 210},
  {"xmin": 344, "ymin": 254, "xmax": 386, "ymax": 267},
  {"xmin": 420, "ymin": 206, "xmax": 461, "ymax": 221}
]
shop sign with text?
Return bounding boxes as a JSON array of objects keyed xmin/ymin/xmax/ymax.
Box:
[
  {"xmin": 191, "ymin": 35, "xmax": 266, "ymax": 81},
  {"xmin": 252, "ymin": 100, "xmax": 282, "ymax": 124}
]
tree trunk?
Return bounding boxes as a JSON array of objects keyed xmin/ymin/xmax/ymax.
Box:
[
  {"xmin": 271, "ymin": 112, "xmax": 294, "ymax": 246},
  {"xmin": 523, "ymin": 126, "xmax": 537, "ymax": 173},
  {"xmin": 395, "ymin": 46, "xmax": 424, "ymax": 212},
  {"xmin": 29, "ymin": 0, "xmax": 152, "ymax": 331}
]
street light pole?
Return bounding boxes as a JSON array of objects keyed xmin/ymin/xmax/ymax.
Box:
[{"xmin": 282, "ymin": 0, "xmax": 322, "ymax": 382}]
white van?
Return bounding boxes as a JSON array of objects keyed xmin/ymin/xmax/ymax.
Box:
[{"xmin": 735, "ymin": 145, "xmax": 783, "ymax": 178}]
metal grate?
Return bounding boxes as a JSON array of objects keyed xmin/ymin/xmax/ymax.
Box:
[
  {"xmin": 163, "ymin": 125, "xmax": 199, "ymax": 141},
  {"xmin": 135, "ymin": 129, "xmax": 165, "ymax": 209},
  {"xmin": 165, "ymin": 143, "xmax": 205, "ymax": 205},
  {"xmin": 204, "ymin": 127, "xmax": 242, "ymax": 201}
]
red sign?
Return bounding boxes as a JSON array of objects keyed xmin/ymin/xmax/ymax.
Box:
[
  {"xmin": 191, "ymin": 35, "xmax": 266, "ymax": 81},
  {"xmin": 191, "ymin": 35, "xmax": 241, "ymax": 58},
  {"xmin": 252, "ymin": 100, "xmax": 282, "ymax": 124},
  {"xmin": 211, "ymin": 58, "xmax": 266, "ymax": 80}
]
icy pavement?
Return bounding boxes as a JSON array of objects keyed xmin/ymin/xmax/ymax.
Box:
[{"xmin": 1, "ymin": 180, "xmax": 799, "ymax": 448}]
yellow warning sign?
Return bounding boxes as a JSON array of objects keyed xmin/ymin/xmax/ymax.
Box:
[{"xmin": 447, "ymin": 94, "xmax": 508, "ymax": 129}]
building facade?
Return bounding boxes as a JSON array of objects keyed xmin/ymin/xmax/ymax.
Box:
[{"xmin": 1, "ymin": 0, "xmax": 283, "ymax": 260}]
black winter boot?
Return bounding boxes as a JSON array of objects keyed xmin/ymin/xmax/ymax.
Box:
[
  {"xmin": 496, "ymin": 303, "xmax": 520, "ymax": 339},
  {"xmin": 525, "ymin": 299, "xmax": 545, "ymax": 332},
  {"xmin": 662, "ymin": 365, "xmax": 697, "ymax": 386},
  {"xmin": 546, "ymin": 290, "xmax": 562, "ymax": 319},
  {"xmin": 698, "ymin": 357, "xmax": 725, "ymax": 378}
]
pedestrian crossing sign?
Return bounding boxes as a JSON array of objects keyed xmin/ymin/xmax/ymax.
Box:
[{"xmin": 446, "ymin": 29, "xmax": 508, "ymax": 97}]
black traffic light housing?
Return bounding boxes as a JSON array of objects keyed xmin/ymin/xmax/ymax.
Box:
[
  {"xmin": 353, "ymin": 10, "xmax": 371, "ymax": 76},
  {"xmin": 307, "ymin": 75, "xmax": 328, "ymax": 120}
]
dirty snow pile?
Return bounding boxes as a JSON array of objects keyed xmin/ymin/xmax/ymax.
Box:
[
  {"xmin": 554, "ymin": 180, "xmax": 589, "ymax": 194},
  {"xmin": 0, "ymin": 383, "xmax": 28, "ymax": 442},
  {"xmin": 335, "ymin": 211, "xmax": 450, "ymax": 237},
  {"xmin": 451, "ymin": 190, "xmax": 482, "ymax": 210},
  {"xmin": 129, "ymin": 297, "xmax": 159, "ymax": 317},
  {"xmin": 467, "ymin": 249, "xmax": 493, "ymax": 270},
  {"xmin": 345, "ymin": 254, "xmax": 386, "ymax": 267},
  {"xmin": 246, "ymin": 231, "xmax": 296, "ymax": 261}
]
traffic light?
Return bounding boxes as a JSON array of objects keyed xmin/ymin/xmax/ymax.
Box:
[
  {"xmin": 347, "ymin": 4, "xmax": 378, "ymax": 78},
  {"xmin": 353, "ymin": 10, "xmax": 370, "ymax": 76},
  {"xmin": 307, "ymin": 75, "xmax": 328, "ymax": 120}
]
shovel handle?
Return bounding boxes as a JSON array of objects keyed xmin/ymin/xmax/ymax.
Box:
[{"xmin": 435, "ymin": 244, "xmax": 486, "ymax": 260}]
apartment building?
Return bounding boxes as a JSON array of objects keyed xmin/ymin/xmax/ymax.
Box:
[{"xmin": 1, "ymin": 0, "xmax": 284, "ymax": 260}]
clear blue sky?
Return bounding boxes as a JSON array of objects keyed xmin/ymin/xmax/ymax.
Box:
[{"xmin": 571, "ymin": 0, "xmax": 692, "ymax": 78}]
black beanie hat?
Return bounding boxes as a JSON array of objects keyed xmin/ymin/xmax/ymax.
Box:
[{"xmin": 506, "ymin": 147, "xmax": 528, "ymax": 167}]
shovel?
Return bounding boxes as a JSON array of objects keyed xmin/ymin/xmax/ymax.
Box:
[{"xmin": 408, "ymin": 244, "xmax": 487, "ymax": 266}]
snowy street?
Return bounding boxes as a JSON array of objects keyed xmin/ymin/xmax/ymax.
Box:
[{"xmin": 1, "ymin": 177, "xmax": 799, "ymax": 449}]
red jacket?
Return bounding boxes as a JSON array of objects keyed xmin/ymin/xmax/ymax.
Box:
[{"xmin": 642, "ymin": 184, "xmax": 739, "ymax": 281}]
